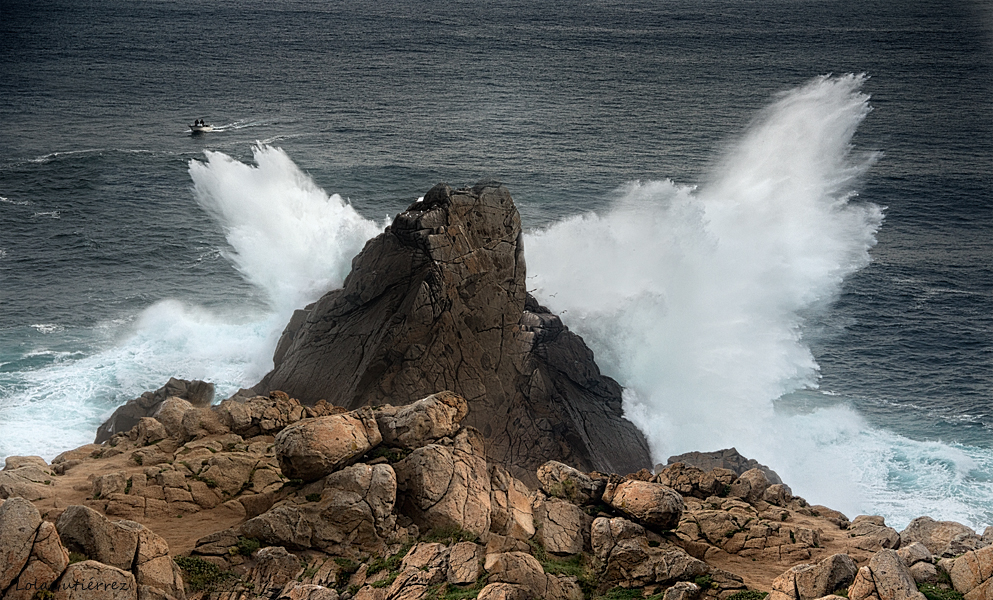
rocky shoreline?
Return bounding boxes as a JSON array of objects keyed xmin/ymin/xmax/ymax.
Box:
[{"xmin": 2, "ymin": 183, "xmax": 991, "ymax": 600}]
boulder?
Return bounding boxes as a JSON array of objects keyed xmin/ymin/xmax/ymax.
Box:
[
  {"xmin": 247, "ymin": 546, "xmax": 304, "ymax": 598},
  {"xmin": 769, "ymin": 554, "xmax": 858, "ymax": 600},
  {"xmin": 534, "ymin": 498, "xmax": 585, "ymax": 555},
  {"xmin": 484, "ymin": 552, "xmax": 571, "ymax": 599},
  {"xmin": 847, "ymin": 515, "xmax": 901, "ymax": 552},
  {"xmin": 448, "ymin": 541, "xmax": 484, "ymax": 585},
  {"xmin": 848, "ymin": 550, "xmax": 926, "ymax": 600},
  {"xmin": 3, "ymin": 456, "xmax": 48, "ymax": 471},
  {"xmin": 6, "ymin": 521, "xmax": 71, "ymax": 600},
  {"xmin": 253, "ymin": 182, "xmax": 651, "ymax": 480},
  {"xmin": 591, "ymin": 516, "xmax": 649, "ymax": 562},
  {"xmin": 275, "ymin": 407, "xmax": 382, "ymax": 481},
  {"xmin": 375, "ymin": 391, "xmax": 469, "ymax": 449},
  {"xmin": 948, "ymin": 545, "xmax": 993, "ymax": 600},
  {"xmin": 54, "ymin": 505, "xmax": 140, "ymax": 571},
  {"xmin": 729, "ymin": 468, "xmax": 773, "ymax": 504},
  {"xmin": 96, "ymin": 378, "xmax": 213, "ymax": 443},
  {"xmin": 216, "ymin": 392, "xmax": 312, "ymax": 438},
  {"xmin": 763, "ymin": 483, "xmax": 795, "ymax": 507},
  {"xmin": 591, "ymin": 516, "xmax": 708, "ymax": 587},
  {"xmin": 0, "ymin": 497, "xmax": 43, "ymax": 592},
  {"xmin": 900, "ymin": 516, "xmax": 979, "ymax": 557},
  {"xmin": 394, "ymin": 427, "xmax": 491, "ymax": 537},
  {"xmin": 489, "ymin": 464, "xmax": 535, "ymax": 540},
  {"xmin": 654, "ymin": 462, "xmax": 733, "ymax": 499},
  {"xmin": 664, "ymin": 581, "xmax": 702, "ymax": 600},
  {"xmin": 537, "ymin": 461, "xmax": 599, "ymax": 504},
  {"xmin": 243, "ymin": 462, "xmax": 397, "ymax": 554},
  {"xmin": 897, "ymin": 542, "xmax": 933, "ymax": 567},
  {"xmin": 53, "ymin": 560, "xmax": 137, "ymax": 600},
  {"xmin": 602, "ymin": 477, "xmax": 684, "ymax": 530},
  {"xmin": 152, "ymin": 398, "xmax": 195, "ymax": 439},
  {"xmin": 476, "ymin": 583, "xmax": 534, "ymax": 600},
  {"xmin": 0, "ymin": 465, "xmax": 54, "ymax": 501},
  {"xmin": 665, "ymin": 448, "xmax": 783, "ymax": 484}
]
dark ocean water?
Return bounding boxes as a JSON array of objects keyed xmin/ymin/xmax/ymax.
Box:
[{"xmin": 1, "ymin": 0, "xmax": 991, "ymax": 529}]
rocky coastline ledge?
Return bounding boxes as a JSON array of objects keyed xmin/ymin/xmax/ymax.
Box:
[{"xmin": 2, "ymin": 183, "xmax": 991, "ymax": 600}]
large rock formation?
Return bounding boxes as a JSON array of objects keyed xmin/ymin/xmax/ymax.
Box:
[{"xmin": 253, "ymin": 182, "xmax": 651, "ymax": 480}]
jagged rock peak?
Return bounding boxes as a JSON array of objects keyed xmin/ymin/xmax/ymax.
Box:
[{"xmin": 254, "ymin": 182, "xmax": 651, "ymax": 481}]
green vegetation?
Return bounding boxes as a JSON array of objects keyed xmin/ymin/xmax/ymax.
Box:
[
  {"xmin": 833, "ymin": 588, "xmax": 850, "ymax": 598},
  {"xmin": 695, "ymin": 575, "xmax": 718, "ymax": 590},
  {"xmin": 32, "ymin": 591, "xmax": 56, "ymax": 600},
  {"xmin": 726, "ymin": 591, "xmax": 769, "ymax": 600},
  {"xmin": 422, "ymin": 526, "xmax": 479, "ymax": 545},
  {"xmin": 305, "ymin": 493, "xmax": 322, "ymax": 502},
  {"xmin": 596, "ymin": 587, "xmax": 663, "ymax": 599},
  {"xmin": 367, "ymin": 542, "xmax": 414, "ymax": 576},
  {"xmin": 334, "ymin": 557, "xmax": 361, "ymax": 577},
  {"xmin": 918, "ymin": 584, "xmax": 965, "ymax": 600},
  {"xmin": 235, "ymin": 536, "xmax": 260, "ymax": 556},
  {"xmin": 367, "ymin": 446, "xmax": 412, "ymax": 463},
  {"xmin": 174, "ymin": 555, "xmax": 237, "ymax": 592},
  {"xmin": 124, "ymin": 477, "xmax": 132, "ymax": 494},
  {"xmin": 68, "ymin": 552, "xmax": 88, "ymax": 565}
]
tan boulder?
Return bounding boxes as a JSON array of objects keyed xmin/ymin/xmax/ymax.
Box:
[
  {"xmin": 909, "ymin": 562, "xmax": 939, "ymax": 585},
  {"xmin": 152, "ymin": 397, "xmax": 194, "ymax": 438},
  {"xmin": 847, "ymin": 515, "xmax": 901, "ymax": 552},
  {"xmin": 591, "ymin": 516, "xmax": 647, "ymax": 562},
  {"xmin": 216, "ymin": 392, "xmax": 313, "ymax": 438},
  {"xmin": 536, "ymin": 460, "xmax": 598, "ymax": 504},
  {"xmin": 247, "ymin": 546, "xmax": 304, "ymax": 598},
  {"xmin": 769, "ymin": 554, "xmax": 858, "ymax": 600},
  {"xmin": 375, "ymin": 391, "xmax": 469, "ymax": 449},
  {"xmin": 275, "ymin": 407, "xmax": 382, "ymax": 481},
  {"xmin": 53, "ymin": 561, "xmax": 137, "ymax": 600},
  {"xmin": 243, "ymin": 462, "xmax": 397, "ymax": 554},
  {"xmin": 901, "ymin": 516, "xmax": 979, "ymax": 557},
  {"xmin": 664, "ymin": 581, "xmax": 702, "ymax": 600},
  {"xmin": 55, "ymin": 505, "xmax": 140, "ymax": 571},
  {"xmin": 400, "ymin": 542, "xmax": 449, "ymax": 571},
  {"xmin": 763, "ymin": 483, "xmax": 794, "ymax": 507},
  {"xmin": 6, "ymin": 521, "xmax": 71, "ymax": 600},
  {"xmin": 729, "ymin": 468, "xmax": 772, "ymax": 504},
  {"xmin": 179, "ymin": 406, "xmax": 231, "ymax": 441},
  {"xmin": 654, "ymin": 463, "xmax": 733, "ymax": 499},
  {"xmin": 535, "ymin": 498, "xmax": 585, "ymax": 555},
  {"xmin": 3, "ymin": 456, "xmax": 49, "ymax": 471},
  {"xmin": 276, "ymin": 583, "xmax": 340, "ymax": 600},
  {"xmin": 448, "ymin": 541, "xmax": 483, "ymax": 585},
  {"xmin": 897, "ymin": 542, "xmax": 933, "ymax": 567},
  {"xmin": 0, "ymin": 465, "xmax": 54, "ymax": 501},
  {"xmin": 949, "ymin": 545, "xmax": 993, "ymax": 598},
  {"xmin": 489, "ymin": 464, "xmax": 535, "ymax": 540},
  {"xmin": 394, "ymin": 427, "xmax": 491, "ymax": 537},
  {"xmin": 602, "ymin": 477, "xmax": 684, "ymax": 530},
  {"xmin": 484, "ymin": 552, "xmax": 550, "ymax": 597},
  {"xmin": 128, "ymin": 418, "xmax": 168, "ymax": 447},
  {"xmin": 197, "ymin": 452, "xmax": 261, "ymax": 496},
  {"xmin": 848, "ymin": 550, "xmax": 926, "ymax": 600},
  {"xmin": 0, "ymin": 496, "xmax": 42, "ymax": 591},
  {"xmin": 476, "ymin": 582, "xmax": 534, "ymax": 600}
]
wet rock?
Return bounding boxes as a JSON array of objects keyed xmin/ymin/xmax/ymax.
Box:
[
  {"xmin": 275, "ymin": 407, "xmax": 382, "ymax": 481},
  {"xmin": 253, "ymin": 182, "xmax": 651, "ymax": 480}
]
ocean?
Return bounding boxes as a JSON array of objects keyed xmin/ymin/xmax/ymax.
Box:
[{"xmin": 1, "ymin": 0, "xmax": 990, "ymax": 531}]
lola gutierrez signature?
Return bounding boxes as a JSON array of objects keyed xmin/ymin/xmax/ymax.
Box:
[{"xmin": 13, "ymin": 578, "xmax": 131, "ymax": 592}]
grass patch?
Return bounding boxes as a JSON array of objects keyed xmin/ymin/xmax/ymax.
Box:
[
  {"xmin": 422, "ymin": 526, "xmax": 478, "ymax": 545},
  {"xmin": 235, "ymin": 536, "xmax": 260, "ymax": 556},
  {"xmin": 68, "ymin": 552, "xmax": 88, "ymax": 565},
  {"xmin": 334, "ymin": 557, "xmax": 361, "ymax": 577},
  {"xmin": 174, "ymin": 555, "xmax": 237, "ymax": 592},
  {"xmin": 367, "ymin": 542, "xmax": 414, "ymax": 576},
  {"xmin": 833, "ymin": 588, "xmax": 850, "ymax": 598},
  {"xmin": 370, "ymin": 573, "xmax": 398, "ymax": 589},
  {"xmin": 695, "ymin": 575, "xmax": 717, "ymax": 590},
  {"xmin": 919, "ymin": 584, "xmax": 965, "ymax": 600},
  {"xmin": 439, "ymin": 574, "xmax": 489, "ymax": 599},
  {"xmin": 597, "ymin": 587, "xmax": 660, "ymax": 599}
]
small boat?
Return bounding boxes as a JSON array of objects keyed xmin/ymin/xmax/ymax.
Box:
[{"xmin": 190, "ymin": 123, "xmax": 214, "ymax": 134}]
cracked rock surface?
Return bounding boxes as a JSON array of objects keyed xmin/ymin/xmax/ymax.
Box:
[{"xmin": 254, "ymin": 182, "xmax": 651, "ymax": 481}]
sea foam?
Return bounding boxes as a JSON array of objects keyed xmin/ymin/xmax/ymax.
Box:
[{"xmin": 525, "ymin": 74, "xmax": 992, "ymax": 529}]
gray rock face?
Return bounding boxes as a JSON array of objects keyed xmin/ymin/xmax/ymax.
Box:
[
  {"xmin": 253, "ymin": 182, "xmax": 651, "ymax": 481},
  {"xmin": 665, "ymin": 448, "xmax": 783, "ymax": 485},
  {"xmin": 96, "ymin": 378, "xmax": 214, "ymax": 443}
]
